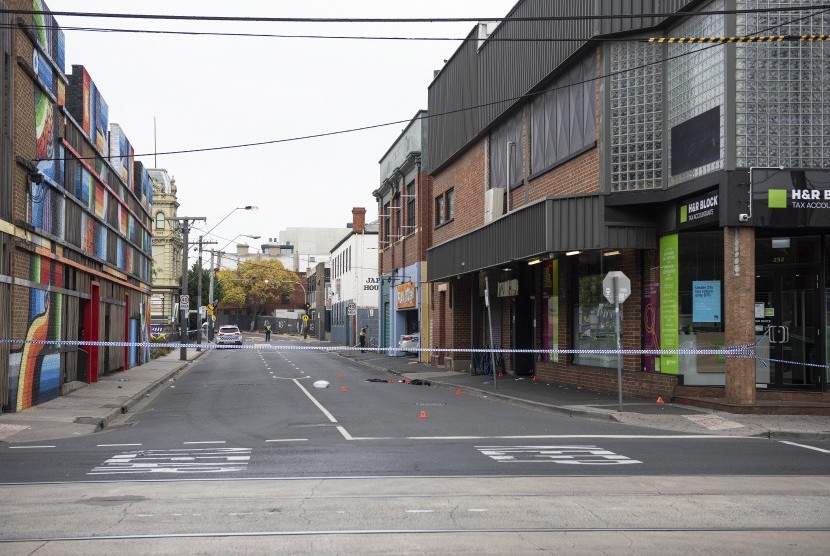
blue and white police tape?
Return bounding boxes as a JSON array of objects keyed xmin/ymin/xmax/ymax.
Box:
[{"xmin": 0, "ymin": 338, "xmax": 759, "ymax": 358}]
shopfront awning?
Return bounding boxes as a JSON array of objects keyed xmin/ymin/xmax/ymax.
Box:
[{"xmin": 427, "ymin": 195, "xmax": 656, "ymax": 281}]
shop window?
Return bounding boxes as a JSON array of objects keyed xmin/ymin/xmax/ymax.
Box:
[{"xmin": 573, "ymin": 252, "xmax": 621, "ymax": 368}]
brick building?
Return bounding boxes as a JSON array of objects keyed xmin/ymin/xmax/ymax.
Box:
[
  {"xmin": 424, "ymin": 0, "xmax": 830, "ymax": 402},
  {"xmin": 374, "ymin": 111, "xmax": 433, "ymax": 359},
  {"xmin": 0, "ymin": 1, "xmax": 154, "ymax": 412}
]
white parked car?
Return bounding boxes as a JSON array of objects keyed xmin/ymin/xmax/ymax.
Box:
[
  {"xmin": 216, "ymin": 325, "xmax": 243, "ymax": 346},
  {"xmin": 398, "ymin": 332, "xmax": 420, "ymax": 354}
]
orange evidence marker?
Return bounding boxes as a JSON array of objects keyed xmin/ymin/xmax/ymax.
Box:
[
  {"xmin": 337, "ymin": 373, "xmax": 343, "ymax": 379},
  {"xmin": 656, "ymin": 396, "xmax": 665, "ymax": 404},
  {"xmin": 455, "ymin": 389, "xmax": 463, "ymax": 395},
  {"xmin": 341, "ymin": 386, "xmax": 348, "ymax": 393},
  {"xmin": 419, "ymin": 410, "xmax": 427, "ymax": 419}
]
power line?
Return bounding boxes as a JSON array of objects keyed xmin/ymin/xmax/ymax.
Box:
[
  {"xmin": 29, "ymin": 7, "xmax": 827, "ymax": 164},
  {"xmin": 2, "ymin": 4, "xmax": 829, "ymax": 23},
  {"xmin": 0, "ymin": 22, "xmax": 633, "ymax": 42}
]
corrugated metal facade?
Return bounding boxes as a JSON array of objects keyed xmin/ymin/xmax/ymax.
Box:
[
  {"xmin": 427, "ymin": 196, "xmax": 656, "ymax": 281},
  {"xmin": 426, "ymin": 0, "xmax": 694, "ymax": 174}
]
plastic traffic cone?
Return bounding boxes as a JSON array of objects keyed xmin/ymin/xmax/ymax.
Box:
[
  {"xmin": 656, "ymin": 396, "xmax": 664, "ymax": 404},
  {"xmin": 455, "ymin": 389, "xmax": 463, "ymax": 395},
  {"xmin": 341, "ymin": 386, "xmax": 348, "ymax": 393},
  {"xmin": 419, "ymin": 410, "xmax": 427, "ymax": 419}
]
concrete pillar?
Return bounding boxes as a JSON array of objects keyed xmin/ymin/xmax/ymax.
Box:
[{"xmin": 724, "ymin": 227, "xmax": 756, "ymax": 405}]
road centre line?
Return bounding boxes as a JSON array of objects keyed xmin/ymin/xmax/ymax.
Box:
[
  {"xmin": 292, "ymin": 378, "xmax": 353, "ymax": 441},
  {"xmin": 8, "ymin": 445, "xmax": 55, "ymax": 449},
  {"xmin": 265, "ymin": 438, "xmax": 308, "ymax": 443},
  {"xmin": 183, "ymin": 441, "xmax": 226, "ymax": 445},
  {"xmin": 97, "ymin": 444, "xmax": 142, "ymax": 447},
  {"xmin": 780, "ymin": 440, "xmax": 830, "ymax": 454},
  {"xmin": 292, "ymin": 379, "xmax": 338, "ymax": 423}
]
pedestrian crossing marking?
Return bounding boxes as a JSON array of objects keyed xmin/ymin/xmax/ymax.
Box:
[
  {"xmin": 88, "ymin": 447, "xmax": 251, "ymax": 475},
  {"xmin": 477, "ymin": 445, "xmax": 641, "ymax": 465}
]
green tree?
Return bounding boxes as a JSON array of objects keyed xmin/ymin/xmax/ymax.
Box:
[
  {"xmin": 187, "ymin": 262, "xmax": 224, "ymax": 309},
  {"xmin": 217, "ymin": 259, "xmax": 298, "ymax": 330}
]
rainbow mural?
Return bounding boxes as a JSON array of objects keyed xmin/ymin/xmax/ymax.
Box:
[{"xmin": 7, "ymin": 255, "xmax": 64, "ymax": 412}]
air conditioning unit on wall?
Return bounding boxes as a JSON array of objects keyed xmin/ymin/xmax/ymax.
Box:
[{"xmin": 484, "ymin": 187, "xmax": 505, "ymax": 224}]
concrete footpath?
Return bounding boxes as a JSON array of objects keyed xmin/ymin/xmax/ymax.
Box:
[
  {"xmin": 338, "ymin": 350, "xmax": 830, "ymax": 442},
  {"xmin": 0, "ymin": 348, "xmax": 206, "ymax": 443},
  {"xmin": 2, "ymin": 338, "xmax": 829, "ymax": 443}
]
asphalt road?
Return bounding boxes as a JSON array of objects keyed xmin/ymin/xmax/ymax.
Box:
[{"xmin": 1, "ymin": 334, "xmax": 829, "ymax": 553}]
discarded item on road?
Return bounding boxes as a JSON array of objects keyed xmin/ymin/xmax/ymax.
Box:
[
  {"xmin": 313, "ymin": 380, "xmax": 330, "ymax": 389},
  {"xmin": 366, "ymin": 378, "xmax": 387, "ymax": 383},
  {"xmin": 409, "ymin": 379, "xmax": 431, "ymax": 386}
]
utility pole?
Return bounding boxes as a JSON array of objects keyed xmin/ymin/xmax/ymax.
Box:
[
  {"xmin": 208, "ymin": 250, "xmax": 216, "ymax": 342},
  {"xmin": 172, "ymin": 217, "xmax": 205, "ymax": 361},
  {"xmin": 196, "ymin": 237, "xmax": 217, "ymax": 351}
]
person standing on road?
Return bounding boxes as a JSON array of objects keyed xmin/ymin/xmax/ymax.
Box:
[
  {"xmin": 359, "ymin": 325, "xmax": 367, "ymax": 352},
  {"xmin": 264, "ymin": 322, "xmax": 272, "ymax": 342}
]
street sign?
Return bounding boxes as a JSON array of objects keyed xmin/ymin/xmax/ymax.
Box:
[
  {"xmin": 346, "ymin": 302, "xmax": 357, "ymax": 316},
  {"xmin": 602, "ymin": 271, "xmax": 631, "ymax": 304},
  {"xmin": 179, "ymin": 294, "xmax": 190, "ymax": 306}
]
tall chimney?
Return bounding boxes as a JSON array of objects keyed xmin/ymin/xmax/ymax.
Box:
[{"xmin": 352, "ymin": 207, "xmax": 366, "ymax": 233}]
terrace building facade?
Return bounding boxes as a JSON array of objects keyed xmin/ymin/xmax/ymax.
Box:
[
  {"xmin": 0, "ymin": 1, "xmax": 154, "ymax": 412},
  {"xmin": 425, "ymin": 0, "xmax": 830, "ymax": 404}
]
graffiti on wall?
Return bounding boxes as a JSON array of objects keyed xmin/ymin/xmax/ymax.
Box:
[{"xmin": 7, "ymin": 255, "xmax": 64, "ymax": 412}]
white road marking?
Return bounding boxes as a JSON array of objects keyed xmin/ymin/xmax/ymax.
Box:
[
  {"xmin": 183, "ymin": 441, "xmax": 226, "ymax": 445},
  {"xmin": 291, "ymin": 378, "xmax": 354, "ymax": 441},
  {"xmin": 348, "ymin": 434, "xmax": 760, "ymax": 441},
  {"xmin": 477, "ymin": 445, "xmax": 641, "ymax": 465},
  {"xmin": 406, "ymin": 509, "xmax": 434, "ymax": 513},
  {"xmin": 467, "ymin": 509, "xmax": 488, "ymax": 512},
  {"xmin": 9, "ymin": 445, "xmax": 55, "ymax": 449},
  {"xmin": 88, "ymin": 448, "xmax": 251, "ymax": 475},
  {"xmin": 97, "ymin": 443, "xmax": 142, "ymax": 447},
  {"xmin": 780, "ymin": 440, "xmax": 830, "ymax": 454},
  {"xmin": 265, "ymin": 438, "xmax": 308, "ymax": 443},
  {"xmin": 292, "ymin": 379, "xmax": 338, "ymax": 423}
]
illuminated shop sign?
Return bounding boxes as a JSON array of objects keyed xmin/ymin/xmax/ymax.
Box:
[
  {"xmin": 751, "ymin": 169, "xmax": 830, "ymax": 227},
  {"xmin": 678, "ymin": 189, "xmax": 719, "ymax": 229}
]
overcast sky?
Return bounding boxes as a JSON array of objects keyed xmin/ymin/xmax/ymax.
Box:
[{"xmin": 45, "ymin": 0, "xmax": 517, "ymax": 250}]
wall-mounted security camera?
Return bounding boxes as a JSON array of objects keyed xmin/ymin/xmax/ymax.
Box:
[{"xmin": 738, "ymin": 214, "xmax": 750, "ymax": 222}]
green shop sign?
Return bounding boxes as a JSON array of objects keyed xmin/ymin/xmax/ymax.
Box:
[{"xmin": 659, "ymin": 234, "xmax": 679, "ymax": 375}]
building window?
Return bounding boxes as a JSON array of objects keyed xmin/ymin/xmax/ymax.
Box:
[
  {"xmin": 383, "ymin": 202, "xmax": 391, "ymax": 247},
  {"xmin": 155, "ymin": 212, "xmax": 165, "ymax": 230},
  {"xmin": 394, "ymin": 193, "xmax": 402, "ymax": 241},
  {"xmin": 445, "ymin": 188, "xmax": 454, "ymax": 221},
  {"xmin": 573, "ymin": 251, "xmax": 621, "ymax": 369},
  {"xmin": 435, "ymin": 195, "xmax": 445, "ymax": 226},
  {"xmin": 406, "ymin": 181, "xmax": 415, "ymax": 234}
]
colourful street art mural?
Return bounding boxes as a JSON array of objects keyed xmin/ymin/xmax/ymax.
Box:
[{"xmin": 7, "ymin": 255, "xmax": 64, "ymax": 412}]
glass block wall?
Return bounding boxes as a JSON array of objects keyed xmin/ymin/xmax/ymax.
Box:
[
  {"xmin": 736, "ymin": 0, "xmax": 830, "ymax": 168},
  {"xmin": 667, "ymin": 0, "xmax": 726, "ymax": 186},
  {"xmin": 609, "ymin": 41, "xmax": 663, "ymax": 192}
]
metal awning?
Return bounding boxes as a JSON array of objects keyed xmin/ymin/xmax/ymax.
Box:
[{"xmin": 427, "ymin": 195, "xmax": 656, "ymax": 281}]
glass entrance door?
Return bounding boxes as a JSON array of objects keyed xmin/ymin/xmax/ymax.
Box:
[{"xmin": 755, "ymin": 268, "xmax": 822, "ymax": 389}]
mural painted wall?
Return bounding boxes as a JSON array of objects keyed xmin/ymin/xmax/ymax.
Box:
[{"xmin": 7, "ymin": 255, "xmax": 64, "ymax": 412}]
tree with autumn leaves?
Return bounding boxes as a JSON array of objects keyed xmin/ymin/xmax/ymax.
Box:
[{"xmin": 215, "ymin": 259, "xmax": 299, "ymax": 331}]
